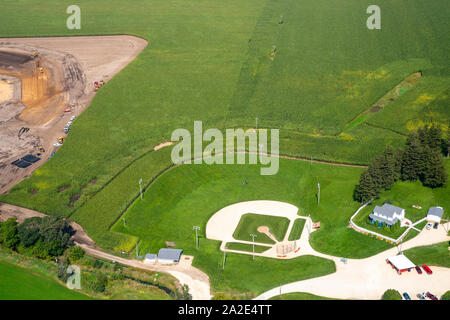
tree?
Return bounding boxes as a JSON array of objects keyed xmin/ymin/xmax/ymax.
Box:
[
  {"xmin": 353, "ymin": 169, "xmax": 378, "ymax": 203},
  {"xmin": 441, "ymin": 291, "xmax": 450, "ymax": 300},
  {"xmin": 0, "ymin": 218, "xmax": 20, "ymax": 250},
  {"xmin": 401, "ymin": 132, "xmax": 422, "ymax": 181},
  {"xmin": 67, "ymin": 246, "xmax": 85, "ymax": 263},
  {"xmin": 381, "ymin": 289, "xmax": 402, "ymax": 300},
  {"xmin": 421, "ymin": 150, "xmax": 447, "ymax": 188}
]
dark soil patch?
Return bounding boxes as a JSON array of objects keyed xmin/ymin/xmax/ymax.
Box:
[
  {"xmin": 69, "ymin": 193, "xmax": 81, "ymax": 206},
  {"xmin": 29, "ymin": 189, "xmax": 38, "ymax": 195},
  {"xmin": 90, "ymin": 178, "xmax": 97, "ymax": 184},
  {"xmin": 58, "ymin": 185, "xmax": 72, "ymax": 192},
  {"xmin": 370, "ymin": 106, "xmax": 382, "ymax": 113}
]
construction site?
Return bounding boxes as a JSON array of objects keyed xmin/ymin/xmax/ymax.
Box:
[{"xmin": 0, "ymin": 36, "xmax": 147, "ymax": 194}]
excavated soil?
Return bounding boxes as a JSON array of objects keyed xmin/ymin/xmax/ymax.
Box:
[{"xmin": 0, "ymin": 35, "xmax": 147, "ymax": 193}]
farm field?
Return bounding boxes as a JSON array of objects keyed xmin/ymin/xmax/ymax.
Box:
[
  {"xmin": 0, "ymin": 0, "xmax": 448, "ymax": 227},
  {"xmin": 0, "ymin": 260, "xmax": 90, "ymax": 300}
]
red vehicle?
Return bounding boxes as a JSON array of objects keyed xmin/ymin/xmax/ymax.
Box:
[
  {"xmin": 426, "ymin": 292, "xmax": 438, "ymax": 300},
  {"xmin": 415, "ymin": 266, "xmax": 422, "ymax": 274},
  {"xmin": 422, "ymin": 265, "xmax": 432, "ymax": 274}
]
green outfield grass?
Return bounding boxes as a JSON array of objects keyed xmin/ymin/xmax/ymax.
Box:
[
  {"xmin": 0, "ymin": 260, "xmax": 90, "ymax": 300},
  {"xmin": 233, "ymin": 213, "xmax": 290, "ymax": 244}
]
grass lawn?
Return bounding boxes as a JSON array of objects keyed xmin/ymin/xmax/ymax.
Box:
[
  {"xmin": 233, "ymin": 213, "xmax": 290, "ymax": 244},
  {"xmin": 270, "ymin": 292, "xmax": 337, "ymax": 300},
  {"xmin": 226, "ymin": 242, "xmax": 271, "ymax": 254},
  {"xmin": 288, "ymin": 218, "xmax": 306, "ymax": 241},
  {"xmin": 0, "ymin": 259, "xmax": 90, "ymax": 300},
  {"xmin": 403, "ymin": 242, "xmax": 450, "ymax": 268}
]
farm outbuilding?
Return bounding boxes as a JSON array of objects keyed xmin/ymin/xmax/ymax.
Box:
[
  {"xmin": 386, "ymin": 254, "xmax": 415, "ymax": 274},
  {"xmin": 157, "ymin": 248, "xmax": 183, "ymax": 264},
  {"xmin": 427, "ymin": 207, "xmax": 444, "ymax": 223},
  {"xmin": 143, "ymin": 253, "xmax": 157, "ymax": 264}
]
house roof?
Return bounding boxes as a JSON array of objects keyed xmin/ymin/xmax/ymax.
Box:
[
  {"xmin": 427, "ymin": 207, "xmax": 444, "ymax": 218},
  {"xmin": 144, "ymin": 254, "xmax": 157, "ymax": 260},
  {"xmin": 158, "ymin": 248, "xmax": 183, "ymax": 261},
  {"xmin": 387, "ymin": 254, "xmax": 416, "ymax": 270},
  {"xmin": 373, "ymin": 203, "xmax": 404, "ymax": 218}
]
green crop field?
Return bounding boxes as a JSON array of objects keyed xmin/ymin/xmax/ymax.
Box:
[
  {"xmin": 0, "ymin": 260, "xmax": 90, "ymax": 300},
  {"xmin": 233, "ymin": 213, "xmax": 290, "ymax": 244}
]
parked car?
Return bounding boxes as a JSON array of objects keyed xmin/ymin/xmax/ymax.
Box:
[
  {"xmin": 433, "ymin": 222, "xmax": 439, "ymax": 229},
  {"xmin": 426, "ymin": 292, "xmax": 438, "ymax": 300},
  {"xmin": 417, "ymin": 293, "xmax": 425, "ymax": 300},
  {"xmin": 415, "ymin": 266, "xmax": 422, "ymax": 274},
  {"xmin": 403, "ymin": 292, "xmax": 411, "ymax": 300},
  {"xmin": 426, "ymin": 223, "xmax": 432, "ymax": 230},
  {"xmin": 422, "ymin": 265, "xmax": 432, "ymax": 274}
]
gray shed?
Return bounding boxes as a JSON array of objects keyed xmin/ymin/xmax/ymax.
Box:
[{"xmin": 158, "ymin": 248, "xmax": 183, "ymax": 264}]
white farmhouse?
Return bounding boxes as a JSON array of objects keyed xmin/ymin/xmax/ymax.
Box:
[{"xmin": 369, "ymin": 203, "xmax": 405, "ymax": 227}]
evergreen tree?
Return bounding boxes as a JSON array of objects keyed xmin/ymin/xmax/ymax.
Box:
[
  {"xmin": 422, "ymin": 150, "xmax": 447, "ymax": 188},
  {"xmin": 354, "ymin": 169, "xmax": 378, "ymax": 203},
  {"xmin": 401, "ymin": 132, "xmax": 422, "ymax": 181}
]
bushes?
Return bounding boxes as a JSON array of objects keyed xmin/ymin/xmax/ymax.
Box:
[
  {"xmin": 382, "ymin": 289, "xmax": 402, "ymax": 300},
  {"xmin": 0, "ymin": 218, "xmax": 20, "ymax": 250},
  {"xmin": 441, "ymin": 291, "xmax": 450, "ymax": 300},
  {"xmin": 17, "ymin": 216, "xmax": 74, "ymax": 259},
  {"xmin": 67, "ymin": 246, "xmax": 85, "ymax": 263}
]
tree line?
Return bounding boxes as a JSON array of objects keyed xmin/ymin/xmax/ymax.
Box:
[
  {"xmin": 354, "ymin": 124, "xmax": 447, "ymax": 203},
  {"xmin": 0, "ymin": 215, "xmax": 75, "ymax": 260}
]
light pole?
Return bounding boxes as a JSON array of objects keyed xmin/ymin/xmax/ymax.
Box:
[
  {"xmin": 139, "ymin": 178, "xmax": 143, "ymax": 200},
  {"xmin": 193, "ymin": 226, "xmax": 200, "ymax": 249},
  {"xmin": 317, "ymin": 182, "xmax": 320, "ymax": 206},
  {"xmin": 250, "ymin": 234, "xmax": 257, "ymax": 260},
  {"xmin": 222, "ymin": 247, "xmax": 227, "ymax": 270}
]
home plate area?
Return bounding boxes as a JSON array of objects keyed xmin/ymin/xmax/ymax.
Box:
[{"xmin": 205, "ymin": 200, "xmax": 311, "ymax": 259}]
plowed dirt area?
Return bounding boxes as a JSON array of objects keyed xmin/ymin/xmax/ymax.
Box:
[{"xmin": 0, "ymin": 35, "xmax": 147, "ymax": 193}]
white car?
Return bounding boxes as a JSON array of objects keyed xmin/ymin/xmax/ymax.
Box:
[
  {"xmin": 70, "ymin": 116, "xmax": 76, "ymax": 121},
  {"xmin": 426, "ymin": 223, "xmax": 432, "ymax": 230}
]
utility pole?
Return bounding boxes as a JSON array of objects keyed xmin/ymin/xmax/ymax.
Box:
[
  {"xmin": 139, "ymin": 178, "xmax": 143, "ymax": 200},
  {"xmin": 250, "ymin": 234, "xmax": 257, "ymax": 260},
  {"xmin": 193, "ymin": 226, "xmax": 200, "ymax": 249},
  {"xmin": 222, "ymin": 245, "xmax": 227, "ymax": 270},
  {"xmin": 255, "ymin": 117, "xmax": 258, "ymax": 130},
  {"xmin": 317, "ymin": 182, "xmax": 320, "ymax": 206}
]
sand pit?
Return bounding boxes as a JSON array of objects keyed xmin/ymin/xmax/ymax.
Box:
[{"xmin": 0, "ymin": 35, "xmax": 147, "ymax": 193}]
